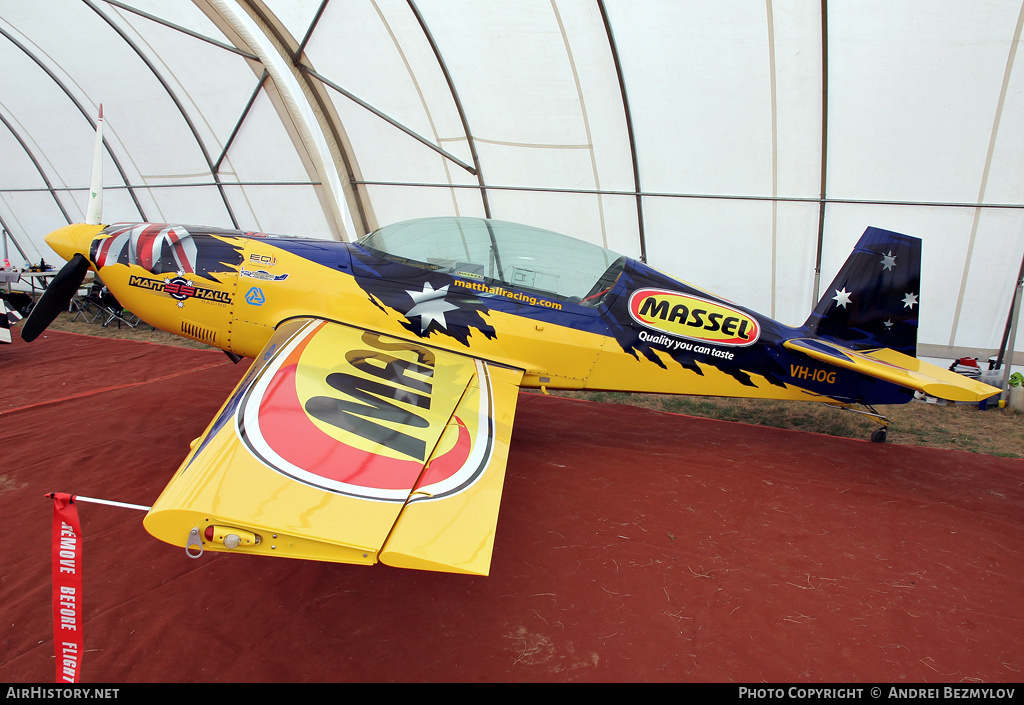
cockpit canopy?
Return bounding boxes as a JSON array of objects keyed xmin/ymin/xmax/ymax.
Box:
[{"xmin": 357, "ymin": 217, "xmax": 626, "ymax": 306}]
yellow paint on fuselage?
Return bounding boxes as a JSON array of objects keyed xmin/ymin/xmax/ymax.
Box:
[
  {"xmin": 229, "ymin": 236, "xmax": 609, "ymax": 389},
  {"xmin": 78, "ymin": 227, "xmax": 818, "ymax": 403},
  {"xmin": 93, "ymin": 262, "xmax": 236, "ymax": 348}
]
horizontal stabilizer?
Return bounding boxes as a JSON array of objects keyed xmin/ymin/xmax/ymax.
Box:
[{"xmin": 784, "ymin": 338, "xmax": 1001, "ymax": 402}]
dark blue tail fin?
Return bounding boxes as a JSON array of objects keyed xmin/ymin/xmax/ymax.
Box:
[{"xmin": 804, "ymin": 227, "xmax": 921, "ymax": 356}]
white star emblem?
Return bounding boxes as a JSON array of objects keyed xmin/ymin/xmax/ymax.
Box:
[
  {"xmin": 902, "ymin": 292, "xmax": 918, "ymax": 309},
  {"xmin": 832, "ymin": 287, "xmax": 853, "ymax": 309},
  {"xmin": 405, "ymin": 282, "xmax": 459, "ymax": 333},
  {"xmin": 883, "ymin": 319, "xmax": 894, "ymax": 328},
  {"xmin": 880, "ymin": 251, "xmax": 897, "ymax": 271}
]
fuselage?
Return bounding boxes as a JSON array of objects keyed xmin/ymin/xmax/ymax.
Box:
[{"xmin": 49, "ymin": 219, "xmax": 915, "ymax": 407}]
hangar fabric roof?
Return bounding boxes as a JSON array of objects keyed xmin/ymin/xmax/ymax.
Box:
[{"xmin": 1, "ymin": 0, "xmax": 1023, "ymax": 363}]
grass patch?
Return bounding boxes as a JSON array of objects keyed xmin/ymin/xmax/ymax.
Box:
[{"xmin": 555, "ymin": 391, "xmax": 1023, "ymax": 458}]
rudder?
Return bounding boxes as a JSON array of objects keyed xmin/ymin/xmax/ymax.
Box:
[{"xmin": 805, "ymin": 227, "xmax": 921, "ymax": 356}]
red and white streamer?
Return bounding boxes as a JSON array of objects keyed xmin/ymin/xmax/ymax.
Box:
[{"xmin": 49, "ymin": 493, "xmax": 83, "ymax": 683}]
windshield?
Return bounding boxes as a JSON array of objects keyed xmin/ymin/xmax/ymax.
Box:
[{"xmin": 357, "ymin": 217, "xmax": 626, "ymax": 306}]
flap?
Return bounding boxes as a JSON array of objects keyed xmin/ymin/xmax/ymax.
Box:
[
  {"xmin": 144, "ymin": 318, "xmax": 523, "ymax": 573},
  {"xmin": 783, "ymin": 338, "xmax": 1001, "ymax": 402}
]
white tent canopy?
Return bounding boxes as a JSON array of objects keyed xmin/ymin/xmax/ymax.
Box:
[{"xmin": 1, "ymin": 0, "xmax": 1022, "ymax": 366}]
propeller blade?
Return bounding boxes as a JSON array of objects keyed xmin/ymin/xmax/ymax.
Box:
[{"xmin": 20, "ymin": 254, "xmax": 90, "ymax": 342}]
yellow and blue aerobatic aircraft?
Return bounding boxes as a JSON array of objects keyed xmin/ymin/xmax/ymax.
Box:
[
  {"xmin": 19, "ymin": 116, "xmax": 998, "ymax": 576},
  {"xmin": 21, "ymin": 215, "xmax": 999, "ymax": 576}
]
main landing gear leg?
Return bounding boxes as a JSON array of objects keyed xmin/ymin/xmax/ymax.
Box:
[
  {"xmin": 826, "ymin": 402, "xmax": 891, "ymax": 443},
  {"xmin": 862, "ymin": 404, "xmax": 890, "ymax": 443}
]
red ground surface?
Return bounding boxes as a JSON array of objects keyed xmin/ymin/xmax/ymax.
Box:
[{"xmin": 0, "ymin": 331, "xmax": 1021, "ymax": 683}]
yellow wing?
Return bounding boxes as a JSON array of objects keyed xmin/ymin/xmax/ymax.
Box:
[
  {"xmin": 144, "ymin": 318, "xmax": 523, "ymax": 576},
  {"xmin": 783, "ymin": 338, "xmax": 1000, "ymax": 402}
]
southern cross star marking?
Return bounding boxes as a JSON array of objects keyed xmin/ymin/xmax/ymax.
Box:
[
  {"xmin": 902, "ymin": 292, "xmax": 918, "ymax": 309},
  {"xmin": 406, "ymin": 282, "xmax": 459, "ymax": 333},
  {"xmin": 167, "ymin": 271, "xmax": 195, "ymax": 308},
  {"xmin": 832, "ymin": 287, "xmax": 853, "ymax": 309},
  {"xmin": 883, "ymin": 319, "xmax": 894, "ymax": 329},
  {"xmin": 880, "ymin": 251, "xmax": 897, "ymax": 271}
]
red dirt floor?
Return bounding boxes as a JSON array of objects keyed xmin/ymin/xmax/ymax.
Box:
[{"xmin": 0, "ymin": 330, "xmax": 1022, "ymax": 683}]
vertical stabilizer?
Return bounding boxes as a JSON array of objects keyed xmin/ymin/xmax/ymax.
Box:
[
  {"xmin": 86, "ymin": 104, "xmax": 104, "ymax": 225},
  {"xmin": 804, "ymin": 227, "xmax": 921, "ymax": 356}
]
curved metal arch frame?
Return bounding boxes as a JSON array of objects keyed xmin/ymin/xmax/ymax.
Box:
[
  {"xmin": 597, "ymin": 0, "xmax": 645, "ymax": 262},
  {"xmin": 406, "ymin": 0, "xmax": 490, "ymax": 219},
  {"xmin": 387, "ymin": 0, "xmax": 644, "ymax": 250},
  {"xmin": 95, "ymin": 1, "xmax": 329, "ymax": 233},
  {"xmin": 0, "ymin": 109, "xmax": 73, "ymax": 225},
  {"xmin": 197, "ymin": 0, "xmax": 647, "ymax": 246},
  {"xmin": 93, "ymin": 0, "xmax": 490, "ymax": 241},
  {"xmin": 237, "ymin": 0, "xmax": 372, "ymax": 237},
  {"xmin": 98, "ymin": 0, "xmax": 285, "ymax": 194},
  {"xmin": 253, "ymin": 0, "xmax": 498, "ymax": 234},
  {"xmin": 272, "ymin": 0, "xmax": 648, "ymax": 246},
  {"xmin": 0, "ymin": 23, "xmax": 148, "ymax": 221},
  {"xmin": 85, "ymin": 0, "xmax": 240, "ymax": 228},
  {"xmin": 242, "ymin": 0, "xmax": 496, "ymax": 234}
]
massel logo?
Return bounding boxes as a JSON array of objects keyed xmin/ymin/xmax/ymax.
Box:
[{"xmin": 628, "ymin": 288, "xmax": 760, "ymax": 346}]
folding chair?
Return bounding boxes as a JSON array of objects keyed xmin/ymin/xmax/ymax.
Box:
[
  {"xmin": 73, "ymin": 282, "xmax": 137, "ymax": 329},
  {"xmin": 96, "ymin": 286, "xmax": 137, "ymax": 329},
  {"xmin": 69, "ymin": 275, "xmax": 99, "ymax": 323}
]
